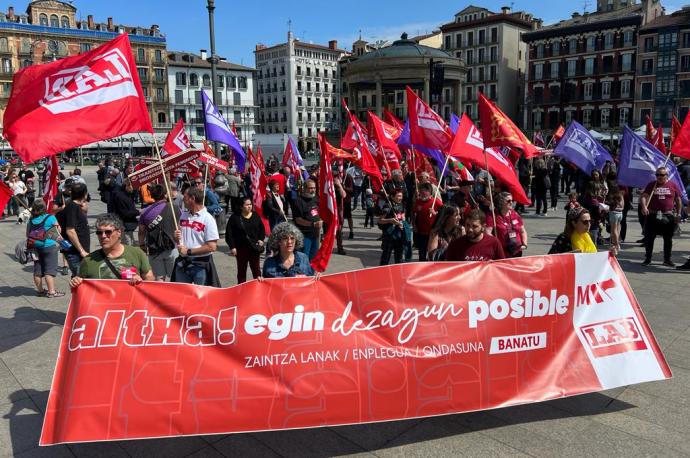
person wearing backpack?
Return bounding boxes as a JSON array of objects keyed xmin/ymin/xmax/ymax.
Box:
[
  {"xmin": 138, "ymin": 183, "xmax": 180, "ymax": 281},
  {"xmin": 27, "ymin": 200, "xmax": 64, "ymax": 297}
]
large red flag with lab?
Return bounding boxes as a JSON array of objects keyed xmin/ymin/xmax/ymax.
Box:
[
  {"xmin": 406, "ymin": 86, "xmax": 452, "ymax": 152},
  {"xmin": 311, "ymin": 133, "xmax": 339, "ymax": 272},
  {"xmin": 478, "ymin": 92, "xmax": 538, "ymax": 159},
  {"xmin": 368, "ymin": 111, "xmax": 402, "ymax": 170},
  {"xmin": 450, "ymin": 114, "xmax": 530, "ymax": 205},
  {"xmin": 162, "ymin": 119, "xmax": 191, "ymax": 156},
  {"xmin": 343, "ymin": 100, "xmax": 383, "ymax": 189},
  {"xmin": 3, "ymin": 34, "xmax": 152, "ymax": 163},
  {"xmin": 43, "ymin": 155, "xmax": 59, "ymax": 212},
  {"xmin": 671, "ymin": 114, "xmax": 690, "ymax": 160}
]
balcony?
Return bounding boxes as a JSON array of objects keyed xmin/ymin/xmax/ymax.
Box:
[
  {"xmin": 156, "ymin": 123, "xmax": 173, "ymax": 130},
  {"xmin": 139, "ymin": 74, "xmax": 150, "ymax": 83},
  {"xmin": 135, "ymin": 55, "xmax": 148, "ymax": 65},
  {"xmin": 154, "ymin": 96, "xmax": 168, "ymax": 104}
]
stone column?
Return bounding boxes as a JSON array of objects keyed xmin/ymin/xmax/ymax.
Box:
[
  {"xmin": 375, "ymin": 79, "xmax": 383, "ymax": 117},
  {"xmin": 423, "ymin": 77, "xmax": 430, "ymax": 104}
]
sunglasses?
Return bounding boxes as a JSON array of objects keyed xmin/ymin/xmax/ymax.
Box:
[
  {"xmin": 656, "ymin": 173, "xmax": 667, "ymax": 177},
  {"xmin": 95, "ymin": 229, "xmax": 116, "ymax": 237}
]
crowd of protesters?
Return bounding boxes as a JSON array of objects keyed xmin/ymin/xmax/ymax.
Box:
[{"xmin": 5, "ymin": 145, "xmax": 690, "ymax": 297}]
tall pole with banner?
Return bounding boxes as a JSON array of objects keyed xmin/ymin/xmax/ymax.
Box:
[{"xmin": 207, "ymin": 0, "xmax": 221, "ymax": 158}]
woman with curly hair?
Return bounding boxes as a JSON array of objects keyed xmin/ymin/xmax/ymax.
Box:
[
  {"xmin": 427, "ymin": 204, "xmax": 463, "ymax": 261},
  {"xmin": 262, "ymin": 222, "xmax": 315, "ymax": 278}
]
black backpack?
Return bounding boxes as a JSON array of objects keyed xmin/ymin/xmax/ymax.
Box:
[{"xmin": 145, "ymin": 205, "xmax": 176, "ymax": 255}]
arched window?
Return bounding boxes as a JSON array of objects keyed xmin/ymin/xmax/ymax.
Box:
[
  {"xmin": 0, "ymin": 38, "xmax": 8, "ymax": 53},
  {"xmin": 21, "ymin": 38, "xmax": 30, "ymax": 53},
  {"xmin": 202, "ymin": 74, "xmax": 211, "ymax": 87},
  {"xmin": 157, "ymin": 112, "xmax": 167, "ymax": 123},
  {"xmin": 189, "ymin": 73, "xmax": 198, "ymax": 87},
  {"xmin": 50, "ymin": 15, "xmax": 59, "ymax": 28},
  {"xmin": 2, "ymin": 58, "xmax": 11, "ymax": 73},
  {"xmin": 57, "ymin": 41, "xmax": 67, "ymax": 56},
  {"xmin": 39, "ymin": 13, "xmax": 48, "ymax": 26},
  {"xmin": 60, "ymin": 16, "xmax": 69, "ymax": 28}
]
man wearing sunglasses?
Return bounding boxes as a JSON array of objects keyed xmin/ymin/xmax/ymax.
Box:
[
  {"xmin": 640, "ymin": 166, "xmax": 683, "ymax": 267},
  {"xmin": 70, "ymin": 214, "xmax": 153, "ymax": 288}
]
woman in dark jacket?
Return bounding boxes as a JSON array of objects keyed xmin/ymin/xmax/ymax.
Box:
[
  {"xmin": 264, "ymin": 179, "xmax": 287, "ymax": 230},
  {"xmin": 225, "ymin": 197, "xmax": 266, "ymax": 284},
  {"xmin": 533, "ymin": 159, "xmax": 549, "ymax": 216}
]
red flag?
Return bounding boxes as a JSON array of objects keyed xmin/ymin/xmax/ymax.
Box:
[
  {"xmin": 323, "ymin": 142, "xmax": 356, "ymax": 162},
  {"xmin": 553, "ymin": 125, "xmax": 566, "ymax": 145},
  {"xmin": 256, "ymin": 144, "xmax": 266, "ymax": 174},
  {"xmin": 671, "ymin": 115, "xmax": 682, "ymax": 145},
  {"xmin": 341, "ymin": 115, "xmax": 367, "ymax": 151},
  {"xmin": 413, "ymin": 150, "xmax": 438, "ymax": 185},
  {"xmin": 450, "ymin": 114, "xmax": 530, "ymax": 205},
  {"xmin": 645, "ymin": 115, "xmax": 655, "ymax": 143},
  {"xmin": 342, "ymin": 99, "xmax": 382, "ymax": 188},
  {"xmin": 3, "ymin": 34, "xmax": 152, "ymax": 163},
  {"xmin": 672, "ymin": 114, "xmax": 690, "ymax": 160},
  {"xmin": 311, "ymin": 133, "xmax": 339, "ymax": 272},
  {"xmin": 406, "ymin": 86, "xmax": 452, "ymax": 152},
  {"xmin": 0, "ymin": 181, "xmax": 12, "ymax": 216},
  {"xmin": 248, "ymin": 148, "xmax": 269, "ymax": 233},
  {"xmin": 533, "ymin": 130, "xmax": 545, "ymax": 147},
  {"xmin": 478, "ymin": 92, "xmax": 539, "ymax": 159},
  {"xmin": 43, "ymin": 155, "xmax": 59, "ymax": 212},
  {"xmin": 383, "ymin": 108, "xmax": 405, "ymax": 131},
  {"xmin": 367, "ymin": 112, "xmax": 395, "ymax": 174},
  {"xmin": 655, "ymin": 124, "xmax": 667, "ymax": 155},
  {"xmin": 231, "ymin": 120, "xmax": 238, "ymax": 135},
  {"xmin": 368, "ymin": 111, "xmax": 402, "ymax": 161},
  {"xmin": 162, "ymin": 119, "xmax": 191, "ymax": 156}
]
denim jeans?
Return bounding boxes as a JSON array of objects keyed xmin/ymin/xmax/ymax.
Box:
[
  {"xmin": 64, "ymin": 252, "xmax": 83, "ymax": 277},
  {"xmin": 174, "ymin": 260, "xmax": 207, "ymax": 285},
  {"xmin": 301, "ymin": 236, "xmax": 319, "ymax": 260}
]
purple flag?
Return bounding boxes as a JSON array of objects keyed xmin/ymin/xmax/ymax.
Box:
[
  {"xmin": 450, "ymin": 113, "xmax": 460, "ymax": 135},
  {"xmin": 553, "ymin": 121, "xmax": 612, "ymax": 175},
  {"xmin": 618, "ymin": 126, "xmax": 687, "ymax": 202},
  {"xmin": 398, "ymin": 120, "xmax": 446, "ymax": 167},
  {"xmin": 287, "ymin": 135, "xmax": 309, "ymax": 181},
  {"xmin": 202, "ymin": 91, "xmax": 246, "ymax": 172}
]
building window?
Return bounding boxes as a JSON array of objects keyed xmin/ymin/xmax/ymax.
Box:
[
  {"xmin": 536, "ymin": 44, "xmax": 544, "ymax": 58},
  {"xmin": 478, "ymin": 30, "xmax": 485, "ymax": 45},
  {"xmin": 158, "ymin": 112, "xmax": 167, "ymax": 124},
  {"xmin": 478, "ymin": 48, "xmax": 485, "ymax": 63},
  {"xmin": 466, "ymin": 49, "xmax": 473, "ymax": 65},
  {"xmin": 445, "ymin": 35, "xmax": 451, "ymax": 50},
  {"xmin": 227, "ymin": 76, "xmax": 236, "ymax": 88},
  {"xmin": 622, "ymin": 54, "xmax": 632, "ymax": 72},
  {"xmin": 533, "ymin": 112, "xmax": 542, "ymax": 130},
  {"xmin": 489, "ymin": 84, "xmax": 496, "ymax": 99},
  {"xmin": 297, "ymin": 96, "xmax": 302, "ymax": 106},
  {"xmin": 585, "ymin": 58, "xmax": 594, "ymax": 75},
  {"xmin": 174, "ymin": 89, "xmax": 183, "ymax": 104},
  {"xmin": 552, "ymin": 42, "xmax": 559, "ymax": 56},
  {"xmin": 465, "ymin": 104, "xmax": 473, "ymax": 117},
  {"xmin": 602, "ymin": 81, "xmax": 611, "ymax": 99},
  {"xmin": 605, "ymin": 33, "xmax": 614, "ymax": 50},
  {"xmin": 600, "ymin": 109, "xmax": 610, "ymax": 128},
  {"xmin": 238, "ymin": 76, "xmax": 247, "ymax": 89},
  {"xmin": 491, "ymin": 27, "xmax": 498, "ymax": 43},
  {"xmin": 39, "ymin": 13, "xmax": 48, "ymax": 26},
  {"xmin": 175, "ymin": 72, "xmax": 186, "ymax": 86},
  {"xmin": 619, "ymin": 108, "xmax": 629, "ymax": 126},
  {"xmin": 534, "ymin": 63, "xmax": 543, "ymax": 80},
  {"xmin": 567, "ymin": 60, "xmax": 576, "ymax": 77},
  {"xmin": 584, "ymin": 82, "xmax": 593, "ymax": 100},
  {"xmin": 154, "ymin": 68, "xmax": 165, "ymax": 82},
  {"xmin": 640, "ymin": 82, "xmax": 652, "ymax": 99},
  {"xmin": 468, "ymin": 31, "xmax": 474, "ymax": 46},
  {"xmin": 202, "ymin": 74, "xmax": 211, "ymax": 87},
  {"xmin": 50, "ymin": 14, "xmax": 59, "ymax": 27},
  {"xmin": 621, "ymin": 79, "xmax": 631, "ymax": 98},
  {"xmin": 137, "ymin": 48, "xmax": 145, "ymax": 62},
  {"xmin": 490, "ymin": 65, "xmax": 497, "ymax": 80},
  {"xmin": 60, "ymin": 16, "xmax": 69, "ymax": 28},
  {"xmin": 569, "ymin": 38, "xmax": 577, "ymax": 53},
  {"xmin": 583, "ymin": 109, "xmax": 592, "ymax": 127},
  {"xmin": 156, "ymin": 87, "xmax": 165, "ymax": 102},
  {"xmin": 456, "ymin": 33, "xmax": 462, "ymax": 48},
  {"xmin": 189, "ymin": 73, "xmax": 199, "ymax": 87},
  {"xmin": 624, "ymin": 31, "xmax": 633, "ymax": 46},
  {"xmin": 565, "ymin": 110, "xmax": 574, "ymax": 124},
  {"xmin": 550, "ymin": 62, "xmax": 559, "ymax": 78},
  {"xmin": 0, "ymin": 38, "xmax": 7, "ymax": 53},
  {"xmin": 80, "ymin": 43, "xmax": 91, "ymax": 53}
]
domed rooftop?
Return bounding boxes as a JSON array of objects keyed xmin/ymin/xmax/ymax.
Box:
[{"xmin": 355, "ymin": 33, "xmax": 453, "ymax": 61}]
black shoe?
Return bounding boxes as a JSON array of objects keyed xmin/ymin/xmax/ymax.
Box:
[
  {"xmin": 663, "ymin": 260, "xmax": 676, "ymax": 268},
  {"xmin": 636, "ymin": 238, "xmax": 644, "ymax": 243},
  {"xmin": 676, "ymin": 262, "xmax": 690, "ymax": 271},
  {"xmin": 337, "ymin": 248, "xmax": 347, "ymax": 255},
  {"xmin": 642, "ymin": 259, "xmax": 651, "ymax": 266},
  {"xmin": 348, "ymin": 232, "xmax": 354, "ymax": 240}
]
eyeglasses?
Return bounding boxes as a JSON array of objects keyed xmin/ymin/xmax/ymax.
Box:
[
  {"xmin": 656, "ymin": 173, "xmax": 667, "ymax": 177},
  {"xmin": 95, "ymin": 229, "xmax": 116, "ymax": 237}
]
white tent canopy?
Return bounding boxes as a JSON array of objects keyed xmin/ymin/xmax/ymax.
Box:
[
  {"xmin": 588, "ymin": 129, "xmax": 606, "ymax": 140},
  {"xmin": 634, "ymin": 124, "xmax": 670, "ymax": 138}
]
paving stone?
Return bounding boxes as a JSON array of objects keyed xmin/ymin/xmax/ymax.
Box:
[
  {"xmin": 251, "ymin": 427, "xmax": 366, "ymax": 458},
  {"xmin": 211, "ymin": 433, "xmax": 283, "ymax": 457}
]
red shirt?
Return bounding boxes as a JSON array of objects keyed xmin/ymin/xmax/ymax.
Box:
[
  {"xmin": 486, "ymin": 209, "xmax": 524, "ymax": 255},
  {"xmin": 414, "ymin": 197, "xmax": 443, "ymax": 235},
  {"xmin": 269, "ymin": 173, "xmax": 287, "ymax": 195},
  {"xmin": 643, "ymin": 181, "xmax": 681, "ymax": 213},
  {"xmin": 446, "ymin": 234, "xmax": 505, "ymax": 261}
]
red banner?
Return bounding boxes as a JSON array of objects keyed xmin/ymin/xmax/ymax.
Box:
[
  {"xmin": 197, "ymin": 149, "xmax": 229, "ymax": 174},
  {"xmin": 41, "ymin": 253, "xmax": 670, "ymax": 445},
  {"xmin": 128, "ymin": 149, "xmax": 200, "ymax": 188}
]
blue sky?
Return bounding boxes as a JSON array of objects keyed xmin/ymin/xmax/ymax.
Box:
[{"xmin": 15, "ymin": 0, "xmax": 688, "ymax": 67}]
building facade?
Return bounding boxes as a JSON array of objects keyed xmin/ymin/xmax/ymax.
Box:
[
  {"xmin": 167, "ymin": 50, "xmax": 256, "ymax": 146},
  {"xmin": 635, "ymin": 6, "xmax": 690, "ymax": 127},
  {"xmin": 340, "ymin": 34, "xmax": 465, "ymax": 124},
  {"xmin": 0, "ymin": 0, "xmax": 169, "ymax": 135},
  {"xmin": 254, "ymin": 32, "xmax": 347, "ymax": 152},
  {"xmin": 440, "ymin": 5, "xmax": 540, "ymax": 124},
  {"xmin": 522, "ymin": 0, "xmax": 663, "ymax": 137}
]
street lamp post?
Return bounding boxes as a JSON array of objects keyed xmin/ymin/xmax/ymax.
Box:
[{"xmin": 206, "ymin": 0, "xmax": 221, "ymax": 158}]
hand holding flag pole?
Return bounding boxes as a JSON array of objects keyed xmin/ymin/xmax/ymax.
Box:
[{"xmin": 430, "ymin": 154, "xmax": 450, "ymax": 216}]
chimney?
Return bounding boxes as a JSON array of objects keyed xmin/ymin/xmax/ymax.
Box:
[
  {"xmin": 328, "ymin": 40, "xmax": 338, "ymax": 50},
  {"xmin": 255, "ymin": 43, "xmax": 266, "ymax": 51},
  {"xmin": 87, "ymin": 15, "xmax": 94, "ymax": 29},
  {"xmin": 572, "ymin": 11, "xmax": 581, "ymax": 18},
  {"xmin": 200, "ymin": 49, "xmax": 207, "ymax": 60},
  {"xmin": 7, "ymin": 7, "xmax": 14, "ymax": 20},
  {"xmin": 107, "ymin": 17, "xmax": 113, "ymax": 31},
  {"xmin": 501, "ymin": 6, "xmax": 511, "ymax": 14}
]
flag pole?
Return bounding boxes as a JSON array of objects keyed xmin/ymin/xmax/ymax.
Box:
[
  {"xmin": 202, "ymin": 163, "xmax": 209, "ymax": 207},
  {"xmin": 151, "ymin": 134, "xmax": 180, "ymax": 233},
  {"xmin": 483, "ymin": 148, "xmax": 497, "ymax": 233},
  {"xmin": 430, "ymin": 153, "xmax": 450, "ymax": 215}
]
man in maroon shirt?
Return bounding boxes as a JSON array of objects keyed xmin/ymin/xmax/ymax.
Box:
[
  {"xmin": 446, "ymin": 209, "xmax": 505, "ymax": 262},
  {"xmin": 640, "ymin": 166, "xmax": 682, "ymax": 267},
  {"xmin": 413, "ymin": 182, "xmax": 443, "ymax": 261}
]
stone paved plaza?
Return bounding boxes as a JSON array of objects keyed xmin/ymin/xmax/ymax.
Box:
[{"xmin": 0, "ymin": 166, "xmax": 688, "ymax": 457}]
